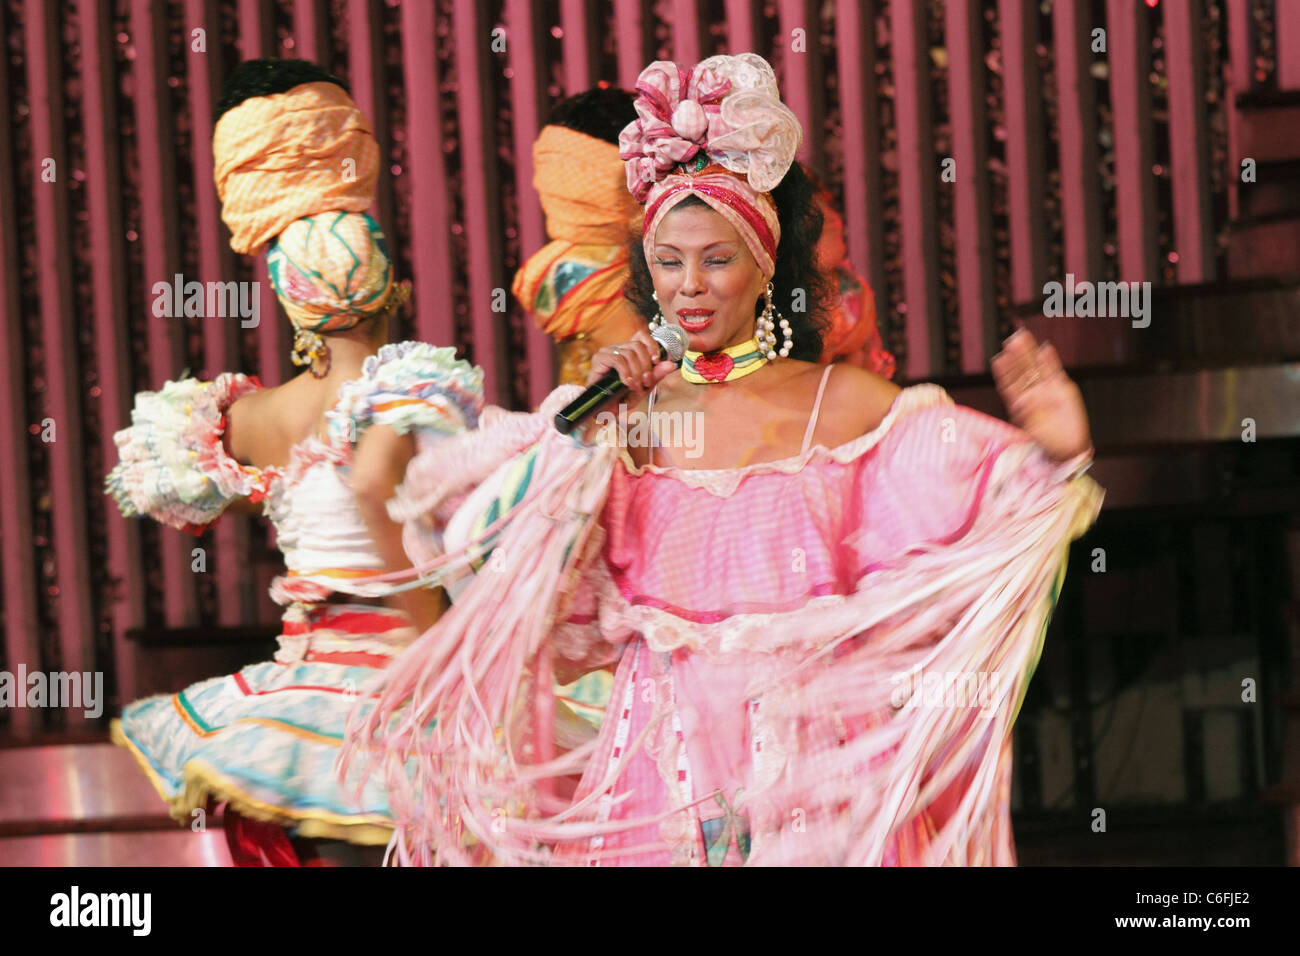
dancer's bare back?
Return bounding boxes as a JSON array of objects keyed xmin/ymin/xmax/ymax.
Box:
[{"xmin": 222, "ymin": 373, "xmax": 342, "ymax": 470}]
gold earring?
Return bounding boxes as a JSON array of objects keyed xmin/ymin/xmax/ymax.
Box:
[{"xmin": 291, "ymin": 328, "xmax": 331, "ymax": 378}]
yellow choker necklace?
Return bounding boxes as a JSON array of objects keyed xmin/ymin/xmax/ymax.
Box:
[{"xmin": 681, "ymin": 339, "xmax": 769, "ymax": 383}]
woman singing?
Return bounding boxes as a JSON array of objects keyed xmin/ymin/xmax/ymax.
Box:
[{"xmin": 344, "ymin": 53, "xmax": 1102, "ymax": 866}]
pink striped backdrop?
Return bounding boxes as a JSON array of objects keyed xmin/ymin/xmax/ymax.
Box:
[{"xmin": 0, "ymin": 0, "xmax": 1295, "ymax": 735}]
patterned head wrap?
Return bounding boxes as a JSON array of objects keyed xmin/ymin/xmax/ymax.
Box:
[
  {"xmin": 512, "ymin": 125, "xmax": 642, "ymax": 340},
  {"xmin": 619, "ymin": 54, "xmax": 801, "ymax": 278},
  {"xmin": 266, "ymin": 211, "xmax": 398, "ymax": 332},
  {"xmin": 214, "ymin": 78, "xmax": 395, "ymax": 332}
]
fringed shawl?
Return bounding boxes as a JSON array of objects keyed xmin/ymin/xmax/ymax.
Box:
[{"xmin": 341, "ymin": 383, "xmax": 1103, "ymax": 865}]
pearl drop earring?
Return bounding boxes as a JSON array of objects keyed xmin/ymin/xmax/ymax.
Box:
[
  {"xmin": 755, "ymin": 282, "xmax": 793, "ymax": 360},
  {"xmin": 649, "ymin": 289, "xmax": 665, "ymax": 331}
]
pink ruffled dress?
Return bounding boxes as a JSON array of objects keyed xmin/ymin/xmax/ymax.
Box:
[{"xmin": 346, "ymin": 372, "xmax": 1102, "ymax": 866}]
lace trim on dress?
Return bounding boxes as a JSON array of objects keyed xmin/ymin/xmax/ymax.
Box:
[
  {"xmin": 622, "ymin": 382, "xmax": 1095, "ymax": 497},
  {"xmin": 620, "ymin": 383, "xmax": 951, "ymax": 497}
]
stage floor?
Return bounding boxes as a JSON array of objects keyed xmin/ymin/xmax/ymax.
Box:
[{"xmin": 0, "ymin": 743, "xmax": 232, "ymax": 866}]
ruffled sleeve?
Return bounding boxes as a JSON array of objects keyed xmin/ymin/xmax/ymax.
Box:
[
  {"xmin": 327, "ymin": 341, "xmax": 484, "ymax": 444},
  {"xmin": 844, "ymin": 392, "xmax": 1099, "ymax": 570},
  {"xmin": 105, "ymin": 373, "xmax": 268, "ymax": 535}
]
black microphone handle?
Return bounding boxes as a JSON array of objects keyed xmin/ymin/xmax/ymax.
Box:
[{"xmin": 553, "ymin": 341, "xmax": 673, "ymax": 435}]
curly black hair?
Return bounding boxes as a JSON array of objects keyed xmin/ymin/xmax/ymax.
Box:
[
  {"xmin": 544, "ymin": 87, "xmax": 637, "ymax": 145},
  {"xmin": 214, "ymin": 58, "xmax": 350, "ymax": 125},
  {"xmin": 624, "ymin": 161, "xmax": 831, "ymax": 361}
]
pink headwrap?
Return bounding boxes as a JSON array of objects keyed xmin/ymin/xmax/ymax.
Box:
[{"xmin": 619, "ymin": 54, "xmax": 802, "ymax": 278}]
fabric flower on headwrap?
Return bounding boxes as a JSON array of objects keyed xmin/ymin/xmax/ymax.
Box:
[
  {"xmin": 266, "ymin": 211, "xmax": 397, "ymax": 332},
  {"xmin": 619, "ymin": 54, "xmax": 802, "ymax": 279},
  {"xmin": 618, "ymin": 61, "xmax": 730, "ymax": 201},
  {"xmin": 213, "ymin": 81, "xmax": 379, "ymax": 256}
]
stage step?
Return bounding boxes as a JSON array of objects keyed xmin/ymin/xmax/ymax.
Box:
[
  {"xmin": 0, "ymin": 829, "xmax": 231, "ymax": 866},
  {"xmin": 0, "ymin": 742, "xmax": 233, "ymax": 866},
  {"xmin": 0, "ymin": 743, "xmax": 173, "ymax": 837}
]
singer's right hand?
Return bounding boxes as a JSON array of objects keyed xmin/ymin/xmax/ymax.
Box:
[{"xmin": 586, "ymin": 329, "xmax": 679, "ymax": 395}]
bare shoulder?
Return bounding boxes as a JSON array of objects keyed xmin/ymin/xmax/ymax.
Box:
[
  {"xmin": 820, "ymin": 362, "xmax": 902, "ymax": 433},
  {"xmin": 228, "ymin": 379, "xmax": 286, "ymax": 424},
  {"xmin": 226, "ymin": 381, "xmax": 291, "ymax": 466}
]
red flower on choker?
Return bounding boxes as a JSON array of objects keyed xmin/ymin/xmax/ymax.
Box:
[{"xmin": 692, "ymin": 351, "xmax": 734, "ymax": 382}]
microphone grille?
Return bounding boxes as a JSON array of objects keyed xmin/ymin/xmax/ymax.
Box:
[{"xmin": 651, "ymin": 323, "xmax": 688, "ymax": 362}]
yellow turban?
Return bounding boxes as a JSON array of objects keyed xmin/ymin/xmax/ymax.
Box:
[
  {"xmin": 531, "ymin": 125, "xmax": 643, "ymax": 245},
  {"xmin": 213, "ymin": 81, "xmax": 379, "ymax": 256},
  {"xmin": 512, "ymin": 126, "xmax": 643, "ymax": 341}
]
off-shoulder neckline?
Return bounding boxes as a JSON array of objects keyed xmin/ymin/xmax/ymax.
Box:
[
  {"xmin": 616, "ymin": 383, "xmax": 951, "ymax": 481},
  {"xmin": 256, "ymin": 340, "xmax": 433, "ymax": 479}
]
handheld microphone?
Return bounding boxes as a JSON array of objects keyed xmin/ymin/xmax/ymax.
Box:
[{"xmin": 553, "ymin": 324, "xmax": 688, "ymax": 434}]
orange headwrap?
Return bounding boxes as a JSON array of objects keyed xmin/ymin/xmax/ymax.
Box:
[
  {"xmin": 532, "ymin": 125, "xmax": 643, "ymax": 245},
  {"xmin": 815, "ymin": 199, "xmax": 895, "ymax": 376},
  {"xmin": 213, "ymin": 81, "xmax": 379, "ymax": 256},
  {"xmin": 512, "ymin": 126, "xmax": 643, "ymax": 340}
]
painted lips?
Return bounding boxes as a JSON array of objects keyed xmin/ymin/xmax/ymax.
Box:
[{"xmin": 677, "ymin": 310, "xmax": 714, "ymax": 331}]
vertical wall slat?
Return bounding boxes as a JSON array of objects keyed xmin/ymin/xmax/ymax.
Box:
[
  {"xmin": 251, "ymin": 262, "xmax": 285, "ymax": 386},
  {"xmin": 1106, "ymin": 0, "xmax": 1158, "ymax": 282},
  {"xmin": 1052, "ymin": 0, "xmax": 1103, "ymax": 281},
  {"xmin": 672, "ymin": 0, "xmax": 703, "ymax": 65},
  {"xmin": 890, "ymin": 0, "xmax": 941, "ymax": 380},
  {"xmin": 560, "ymin": 0, "xmax": 595, "ymax": 94},
  {"xmin": 454, "ymin": 0, "xmax": 507, "ymax": 404},
  {"xmin": 0, "ymin": 1, "xmax": 39, "ymax": 736},
  {"xmin": 400, "ymin": 1, "xmax": 456, "ymax": 352},
  {"xmin": 293, "ymin": 0, "xmax": 331, "ymax": 67},
  {"xmin": 506, "ymin": 0, "xmax": 557, "ymax": 408},
  {"xmin": 1276, "ymin": 0, "xmax": 1300, "ymax": 91},
  {"xmin": 187, "ymin": 0, "xmax": 253, "ymax": 628},
  {"xmin": 348, "ymin": 0, "xmax": 393, "ymax": 237},
  {"xmin": 1046, "ymin": 0, "xmax": 1103, "ymax": 365},
  {"xmin": 998, "ymin": 0, "xmax": 1049, "ymax": 306},
  {"xmin": 1226, "ymin": 0, "xmax": 1252, "ymax": 95},
  {"xmin": 238, "ymin": 0, "xmax": 287, "ymax": 389},
  {"xmin": 778, "ymin": 0, "xmax": 820, "ymax": 170},
  {"xmin": 236, "ymin": 0, "xmax": 273, "ymax": 57},
  {"xmin": 1225, "ymin": 0, "xmax": 1252, "ymax": 221},
  {"xmin": 131, "ymin": 0, "xmax": 198, "ymax": 629},
  {"xmin": 613, "ymin": 0, "xmax": 647, "ymax": 88},
  {"xmin": 84, "ymin": 0, "xmax": 145, "ymax": 700},
  {"xmin": 724, "ymin": 0, "xmax": 759, "ymax": 55},
  {"xmin": 1164, "ymin": 0, "xmax": 1216, "ymax": 283},
  {"xmin": 945, "ymin": 0, "xmax": 998, "ymax": 373},
  {"xmin": 25, "ymin": 0, "xmax": 94, "ymax": 721},
  {"xmin": 835, "ymin": 0, "xmax": 885, "ymax": 337}
]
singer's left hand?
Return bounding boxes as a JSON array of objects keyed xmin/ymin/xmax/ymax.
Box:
[
  {"xmin": 991, "ymin": 328, "xmax": 1092, "ymax": 462},
  {"xmin": 586, "ymin": 329, "xmax": 678, "ymax": 395}
]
